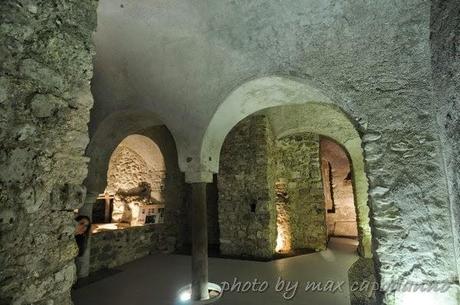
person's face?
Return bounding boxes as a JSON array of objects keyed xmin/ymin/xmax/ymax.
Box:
[{"xmin": 75, "ymin": 218, "xmax": 90, "ymax": 235}]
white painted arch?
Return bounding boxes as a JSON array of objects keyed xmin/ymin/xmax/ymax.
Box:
[
  {"xmin": 195, "ymin": 76, "xmax": 335, "ymax": 178},
  {"xmin": 264, "ymin": 103, "xmax": 372, "ymax": 258},
  {"xmin": 195, "ymin": 76, "xmax": 372, "ymax": 257},
  {"xmin": 85, "ymin": 109, "xmax": 165, "ymax": 195}
]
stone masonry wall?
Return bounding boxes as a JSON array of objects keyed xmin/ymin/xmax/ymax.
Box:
[
  {"xmin": 218, "ymin": 116, "xmax": 327, "ymax": 258},
  {"xmin": 275, "ymin": 133, "xmax": 327, "ymax": 251},
  {"xmin": 107, "ymin": 146, "xmax": 166, "ymax": 198},
  {"xmin": 218, "ymin": 115, "xmax": 277, "ymax": 259},
  {"xmin": 106, "ymin": 145, "xmax": 166, "ymax": 223},
  {"xmin": 0, "ymin": 1, "xmax": 97, "ymax": 304},
  {"xmin": 89, "ymin": 224, "xmax": 174, "ymax": 273},
  {"xmin": 137, "ymin": 126, "xmax": 186, "ymax": 251},
  {"xmin": 89, "ymin": 126, "xmax": 187, "ymax": 272}
]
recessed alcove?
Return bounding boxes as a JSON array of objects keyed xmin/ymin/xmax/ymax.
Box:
[
  {"xmin": 320, "ymin": 137, "xmax": 359, "ymax": 252},
  {"xmin": 215, "ymin": 103, "xmax": 373, "ymax": 261},
  {"xmin": 91, "ymin": 134, "xmax": 166, "ymax": 233}
]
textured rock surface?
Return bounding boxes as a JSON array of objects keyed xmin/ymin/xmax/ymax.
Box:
[
  {"xmin": 431, "ymin": 0, "xmax": 460, "ymax": 282},
  {"xmin": 218, "ymin": 116, "xmax": 277, "ymax": 259},
  {"xmin": 275, "ymin": 133, "xmax": 327, "ymax": 251},
  {"xmin": 107, "ymin": 146, "xmax": 165, "ymax": 198},
  {"xmin": 219, "ymin": 116, "xmax": 329, "ymax": 257},
  {"xmin": 89, "ymin": 225, "xmax": 175, "ymax": 273},
  {"xmin": 88, "ymin": 126, "xmax": 187, "ymax": 272},
  {"xmin": 106, "ymin": 136, "xmax": 166, "ymax": 223},
  {"xmin": 348, "ymin": 258, "xmax": 380, "ymax": 305},
  {"xmin": 0, "ymin": 1, "xmax": 97, "ymax": 304}
]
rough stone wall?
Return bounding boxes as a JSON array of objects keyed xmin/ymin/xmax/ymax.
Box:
[
  {"xmin": 218, "ymin": 118, "xmax": 327, "ymax": 256},
  {"xmin": 0, "ymin": 1, "xmax": 97, "ymax": 304},
  {"xmin": 107, "ymin": 146, "xmax": 165, "ymax": 197},
  {"xmin": 89, "ymin": 126, "xmax": 187, "ymax": 271},
  {"xmin": 321, "ymin": 138, "xmax": 358, "ymax": 238},
  {"xmin": 218, "ymin": 115, "xmax": 277, "ymax": 259},
  {"xmin": 348, "ymin": 258, "xmax": 379, "ymax": 305},
  {"xmin": 89, "ymin": 225, "xmax": 174, "ymax": 273},
  {"xmin": 89, "ymin": 0, "xmax": 459, "ymax": 300},
  {"xmin": 106, "ymin": 145, "xmax": 166, "ymax": 223},
  {"xmin": 136, "ymin": 126, "xmax": 186, "ymax": 250},
  {"xmin": 275, "ymin": 133, "xmax": 327, "ymax": 251},
  {"xmin": 431, "ymin": 0, "xmax": 460, "ymax": 282}
]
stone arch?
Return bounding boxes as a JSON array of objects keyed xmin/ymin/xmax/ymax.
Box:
[
  {"xmin": 106, "ymin": 134, "xmax": 166, "ymax": 205},
  {"xmin": 264, "ymin": 103, "xmax": 372, "ymax": 258},
  {"xmin": 200, "ymin": 77, "xmax": 372, "ymax": 258},
  {"xmin": 102, "ymin": 134, "xmax": 168, "ymax": 227},
  {"xmin": 79, "ymin": 110, "xmax": 183, "ymax": 277},
  {"xmin": 85, "ymin": 109, "xmax": 167, "ymax": 196},
  {"xmin": 198, "ymin": 76, "xmax": 337, "ymax": 178},
  {"xmin": 217, "ymin": 105, "xmax": 372, "ymax": 258}
]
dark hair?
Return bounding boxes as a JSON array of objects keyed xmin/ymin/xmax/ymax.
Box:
[{"xmin": 75, "ymin": 215, "xmax": 91, "ymax": 257}]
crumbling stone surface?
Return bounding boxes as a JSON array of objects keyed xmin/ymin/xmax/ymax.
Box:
[
  {"xmin": 106, "ymin": 144, "xmax": 166, "ymax": 223},
  {"xmin": 348, "ymin": 258, "xmax": 380, "ymax": 305},
  {"xmin": 89, "ymin": 225, "xmax": 175, "ymax": 273},
  {"xmin": 219, "ymin": 116, "xmax": 328, "ymax": 257},
  {"xmin": 0, "ymin": 1, "xmax": 97, "ymax": 304},
  {"xmin": 275, "ymin": 133, "xmax": 327, "ymax": 251},
  {"xmin": 106, "ymin": 145, "xmax": 166, "ymax": 199},
  {"xmin": 218, "ymin": 116, "xmax": 277, "ymax": 259},
  {"xmin": 88, "ymin": 126, "xmax": 187, "ymax": 274}
]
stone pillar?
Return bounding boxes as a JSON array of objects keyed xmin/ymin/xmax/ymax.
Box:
[{"xmin": 191, "ymin": 182, "xmax": 209, "ymax": 301}]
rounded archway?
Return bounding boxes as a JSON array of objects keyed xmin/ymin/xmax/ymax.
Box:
[
  {"xmin": 214, "ymin": 104, "xmax": 372, "ymax": 259},
  {"xmin": 85, "ymin": 109, "xmax": 165, "ymax": 197},
  {"xmin": 101, "ymin": 134, "xmax": 166, "ymax": 226},
  {"xmin": 195, "ymin": 76, "xmax": 336, "ymax": 177},
  {"xmin": 265, "ymin": 103, "xmax": 372, "ymax": 258},
  {"xmin": 106, "ymin": 134, "xmax": 166, "ymax": 200},
  {"xmin": 78, "ymin": 110, "xmax": 187, "ymax": 278}
]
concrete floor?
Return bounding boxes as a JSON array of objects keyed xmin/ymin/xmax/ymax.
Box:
[{"xmin": 72, "ymin": 248, "xmax": 358, "ymax": 305}]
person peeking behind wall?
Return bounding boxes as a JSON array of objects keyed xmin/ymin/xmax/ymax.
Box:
[{"xmin": 74, "ymin": 215, "xmax": 91, "ymax": 257}]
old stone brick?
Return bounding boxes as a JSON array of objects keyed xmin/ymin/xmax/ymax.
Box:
[{"xmin": 30, "ymin": 94, "xmax": 63, "ymax": 118}]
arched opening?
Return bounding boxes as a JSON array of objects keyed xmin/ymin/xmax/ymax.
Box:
[
  {"xmin": 320, "ymin": 137, "xmax": 359, "ymax": 252},
  {"xmin": 76, "ymin": 110, "xmax": 187, "ymax": 277},
  {"xmin": 92, "ymin": 134, "xmax": 166, "ymax": 232},
  {"xmin": 214, "ymin": 103, "xmax": 373, "ymax": 260},
  {"xmin": 217, "ymin": 103, "xmax": 371, "ymax": 259}
]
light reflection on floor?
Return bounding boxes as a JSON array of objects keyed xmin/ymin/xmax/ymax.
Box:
[{"xmin": 73, "ymin": 248, "xmax": 358, "ymax": 305}]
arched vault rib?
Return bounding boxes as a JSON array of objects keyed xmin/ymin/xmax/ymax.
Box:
[
  {"xmin": 194, "ymin": 76, "xmax": 372, "ymax": 258},
  {"xmin": 264, "ymin": 103, "xmax": 372, "ymax": 258},
  {"xmin": 85, "ymin": 110, "xmax": 165, "ymax": 196},
  {"xmin": 194, "ymin": 76, "xmax": 334, "ymax": 178}
]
